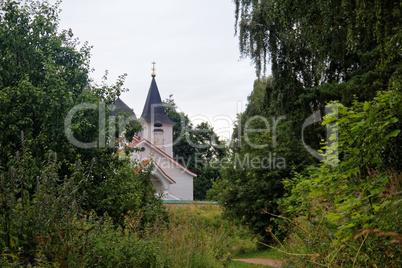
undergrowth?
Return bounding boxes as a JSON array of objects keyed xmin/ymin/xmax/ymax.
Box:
[{"xmin": 152, "ymin": 205, "xmax": 256, "ymax": 267}]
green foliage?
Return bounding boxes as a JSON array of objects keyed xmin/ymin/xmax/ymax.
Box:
[
  {"xmin": 234, "ymin": 0, "xmax": 401, "ymax": 88},
  {"xmin": 157, "ymin": 205, "xmax": 256, "ymax": 267},
  {"xmin": 234, "ymin": 248, "xmax": 282, "ymax": 260},
  {"xmin": 0, "ymin": 0, "xmax": 90, "ymax": 161},
  {"xmin": 0, "ymin": 1, "xmax": 168, "ymax": 265},
  {"xmin": 192, "ymin": 122, "xmax": 226, "ymax": 200},
  {"xmin": 211, "ymin": 158, "xmax": 285, "ymax": 244},
  {"xmin": 0, "ymin": 141, "xmax": 168, "ymax": 266},
  {"xmin": 211, "ymin": 77, "xmax": 311, "ymax": 243},
  {"xmin": 278, "ymin": 89, "xmax": 402, "ymax": 267},
  {"xmin": 233, "ymin": 0, "xmax": 402, "ymax": 167},
  {"xmin": 276, "ymin": 201, "xmax": 401, "ymax": 267},
  {"xmin": 194, "ymin": 163, "xmax": 219, "ymax": 200},
  {"xmin": 0, "ymin": 137, "xmax": 86, "ymax": 264},
  {"xmin": 85, "ymin": 205, "xmax": 255, "ymax": 267},
  {"xmin": 1, "ymin": 197, "xmax": 257, "ymax": 267},
  {"xmin": 0, "ymin": 0, "xmax": 133, "ymax": 213},
  {"xmin": 89, "ymin": 160, "xmax": 167, "ymax": 227},
  {"xmin": 82, "ymin": 212, "xmax": 170, "ymax": 268},
  {"xmin": 227, "ymin": 261, "xmax": 273, "ymax": 268},
  {"xmin": 227, "ymin": 0, "xmax": 402, "ymax": 254},
  {"xmin": 313, "ymin": 90, "xmax": 401, "ymax": 241}
]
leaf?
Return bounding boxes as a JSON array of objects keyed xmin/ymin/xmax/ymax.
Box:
[
  {"xmin": 340, "ymin": 222, "xmax": 355, "ymax": 229},
  {"xmin": 10, "ymin": 236, "xmax": 17, "ymax": 248},
  {"xmin": 325, "ymin": 212, "xmax": 342, "ymax": 221},
  {"xmin": 363, "ymin": 101, "xmax": 370, "ymax": 111},
  {"xmin": 370, "ymin": 186, "xmax": 386, "ymax": 196},
  {"xmin": 385, "ymin": 129, "xmax": 400, "ymax": 139}
]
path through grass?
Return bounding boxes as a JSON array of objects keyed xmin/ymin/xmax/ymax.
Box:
[{"xmin": 227, "ymin": 249, "xmax": 283, "ymax": 267}]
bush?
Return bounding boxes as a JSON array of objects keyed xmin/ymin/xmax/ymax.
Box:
[
  {"xmin": 82, "ymin": 212, "xmax": 169, "ymax": 267},
  {"xmin": 89, "ymin": 160, "xmax": 168, "ymax": 228},
  {"xmin": 277, "ymin": 89, "xmax": 402, "ymax": 267},
  {"xmin": 0, "ymin": 135, "xmax": 168, "ymax": 266},
  {"xmin": 0, "ymin": 140, "xmax": 86, "ymax": 264}
]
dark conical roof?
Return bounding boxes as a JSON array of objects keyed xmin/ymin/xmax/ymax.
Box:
[
  {"xmin": 141, "ymin": 77, "xmax": 175, "ymax": 124},
  {"xmin": 111, "ymin": 97, "xmax": 137, "ymax": 120}
]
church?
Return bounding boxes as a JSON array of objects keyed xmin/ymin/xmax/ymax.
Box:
[{"xmin": 115, "ymin": 65, "xmax": 196, "ymax": 201}]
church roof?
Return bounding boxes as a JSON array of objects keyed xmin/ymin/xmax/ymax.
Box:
[
  {"xmin": 135, "ymin": 159, "xmax": 176, "ymax": 184},
  {"xmin": 111, "ymin": 97, "xmax": 137, "ymax": 120},
  {"xmin": 141, "ymin": 77, "xmax": 176, "ymax": 124},
  {"xmin": 118, "ymin": 138, "xmax": 197, "ymax": 177}
]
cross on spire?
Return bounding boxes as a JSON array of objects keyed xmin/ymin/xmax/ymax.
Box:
[{"xmin": 151, "ymin": 61, "xmax": 156, "ymax": 77}]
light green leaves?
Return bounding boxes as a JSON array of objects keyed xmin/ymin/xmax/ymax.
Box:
[
  {"xmin": 314, "ymin": 89, "xmax": 402, "ymax": 241},
  {"xmin": 363, "ymin": 101, "xmax": 370, "ymax": 111},
  {"xmin": 385, "ymin": 129, "xmax": 401, "ymax": 139}
]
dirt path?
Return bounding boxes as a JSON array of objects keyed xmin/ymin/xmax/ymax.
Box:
[{"xmin": 233, "ymin": 258, "xmax": 282, "ymax": 267}]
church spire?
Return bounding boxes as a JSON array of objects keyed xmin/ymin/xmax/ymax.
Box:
[
  {"xmin": 141, "ymin": 64, "xmax": 175, "ymax": 124},
  {"xmin": 151, "ymin": 61, "xmax": 156, "ymax": 77}
]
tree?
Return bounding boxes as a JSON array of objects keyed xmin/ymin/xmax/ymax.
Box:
[
  {"xmin": 0, "ymin": 0, "xmax": 164, "ymax": 220},
  {"xmin": 0, "ymin": 0, "xmax": 104, "ymax": 174},
  {"xmin": 233, "ymin": 0, "xmax": 401, "ymax": 158},
  {"xmin": 216, "ymin": 0, "xmax": 402, "ymax": 241},
  {"xmin": 210, "ymin": 77, "xmax": 310, "ymax": 242},
  {"xmin": 234, "ymin": 0, "xmax": 401, "ymax": 102}
]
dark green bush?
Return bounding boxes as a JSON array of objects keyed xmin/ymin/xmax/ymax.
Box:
[
  {"xmin": 278, "ymin": 90, "xmax": 402, "ymax": 267},
  {"xmin": 0, "ymin": 134, "xmax": 168, "ymax": 266},
  {"xmin": 0, "ymin": 136, "xmax": 86, "ymax": 264}
]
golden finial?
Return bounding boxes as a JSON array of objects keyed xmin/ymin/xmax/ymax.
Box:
[{"xmin": 151, "ymin": 61, "xmax": 156, "ymax": 77}]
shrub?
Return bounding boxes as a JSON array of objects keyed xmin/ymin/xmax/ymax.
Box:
[
  {"xmin": 89, "ymin": 160, "xmax": 168, "ymax": 228},
  {"xmin": 0, "ymin": 137, "xmax": 86, "ymax": 264},
  {"xmin": 277, "ymin": 89, "xmax": 402, "ymax": 267},
  {"xmin": 0, "ymin": 134, "xmax": 168, "ymax": 266}
]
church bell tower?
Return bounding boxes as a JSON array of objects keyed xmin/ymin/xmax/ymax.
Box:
[{"xmin": 138, "ymin": 62, "xmax": 176, "ymax": 157}]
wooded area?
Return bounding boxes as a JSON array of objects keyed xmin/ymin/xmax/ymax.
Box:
[{"xmin": 208, "ymin": 0, "xmax": 401, "ymax": 266}]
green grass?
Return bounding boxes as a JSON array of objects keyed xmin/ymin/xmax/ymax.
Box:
[{"xmin": 156, "ymin": 204, "xmax": 257, "ymax": 267}]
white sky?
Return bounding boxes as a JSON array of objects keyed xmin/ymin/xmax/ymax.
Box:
[{"xmin": 51, "ymin": 0, "xmax": 264, "ymax": 140}]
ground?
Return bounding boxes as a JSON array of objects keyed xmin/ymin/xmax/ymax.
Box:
[
  {"xmin": 233, "ymin": 258, "xmax": 282, "ymax": 267},
  {"xmin": 229, "ymin": 249, "xmax": 283, "ymax": 267}
]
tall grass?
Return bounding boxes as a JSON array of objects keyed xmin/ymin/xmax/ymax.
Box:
[
  {"xmin": 1, "ymin": 201, "xmax": 256, "ymax": 267},
  {"xmin": 144, "ymin": 204, "xmax": 256, "ymax": 267}
]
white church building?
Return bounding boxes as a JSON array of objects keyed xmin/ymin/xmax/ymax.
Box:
[{"xmin": 115, "ymin": 67, "xmax": 196, "ymax": 200}]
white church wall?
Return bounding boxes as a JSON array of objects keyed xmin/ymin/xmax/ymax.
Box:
[
  {"xmin": 129, "ymin": 142, "xmax": 194, "ymax": 200},
  {"xmin": 138, "ymin": 123, "xmax": 174, "ymax": 157},
  {"xmin": 162, "ymin": 123, "xmax": 174, "ymax": 157},
  {"xmin": 163, "ymin": 166, "xmax": 194, "ymax": 200},
  {"xmin": 138, "ymin": 123, "xmax": 152, "ymax": 143},
  {"xmin": 151, "ymin": 155, "xmax": 193, "ymax": 200}
]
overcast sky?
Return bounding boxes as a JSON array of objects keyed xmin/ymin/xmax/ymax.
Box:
[{"xmin": 51, "ymin": 0, "xmax": 264, "ymax": 140}]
